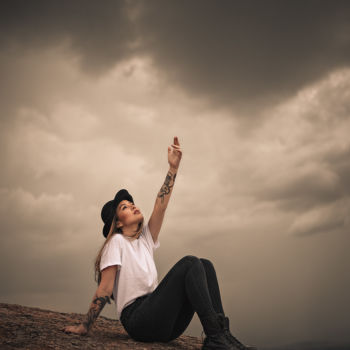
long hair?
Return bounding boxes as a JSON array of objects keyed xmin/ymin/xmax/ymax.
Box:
[{"xmin": 94, "ymin": 212, "xmax": 122, "ymax": 299}]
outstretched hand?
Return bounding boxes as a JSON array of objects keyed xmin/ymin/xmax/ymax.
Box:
[{"xmin": 168, "ymin": 136, "xmax": 182, "ymax": 170}]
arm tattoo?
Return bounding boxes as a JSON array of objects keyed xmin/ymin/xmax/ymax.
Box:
[
  {"xmin": 158, "ymin": 171, "xmax": 177, "ymax": 203},
  {"xmin": 82, "ymin": 295, "xmax": 111, "ymax": 332}
]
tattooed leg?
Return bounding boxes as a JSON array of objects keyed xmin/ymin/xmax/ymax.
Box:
[
  {"xmin": 82, "ymin": 294, "xmax": 111, "ymax": 332},
  {"xmin": 158, "ymin": 170, "xmax": 177, "ymax": 204}
]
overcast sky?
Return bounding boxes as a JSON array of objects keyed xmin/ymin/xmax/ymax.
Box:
[{"xmin": 1, "ymin": 1, "xmax": 350, "ymax": 348}]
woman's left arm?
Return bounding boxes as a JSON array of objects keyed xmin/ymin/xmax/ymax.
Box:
[{"xmin": 148, "ymin": 136, "xmax": 182, "ymax": 242}]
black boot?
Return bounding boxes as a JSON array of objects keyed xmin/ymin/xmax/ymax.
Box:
[
  {"xmin": 218, "ymin": 313, "xmax": 258, "ymax": 350},
  {"xmin": 200, "ymin": 313, "xmax": 236, "ymax": 349}
]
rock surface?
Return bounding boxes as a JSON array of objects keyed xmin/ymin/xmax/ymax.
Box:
[{"xmin": 0, "ymin": 303, "xmax": 203, "ymax": 349}]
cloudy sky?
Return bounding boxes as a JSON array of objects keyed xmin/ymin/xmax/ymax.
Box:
[{"xmin": 1, "ymin": 1, "xmax": 350, "ymax": 348}]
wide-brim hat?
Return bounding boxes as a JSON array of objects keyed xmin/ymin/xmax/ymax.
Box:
[{"xmin": 101, "ymin": 189, "xmax": 134, "ymax": 238}]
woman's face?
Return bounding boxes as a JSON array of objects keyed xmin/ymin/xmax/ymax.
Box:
[{"xmin": 116, "ymin": 200, "xmax": 144, "ymax": 238}]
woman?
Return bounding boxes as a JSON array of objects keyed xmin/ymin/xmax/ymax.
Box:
[{"xmin": 63, "ymin": 136, "xmax": 257, "ymax": 350}]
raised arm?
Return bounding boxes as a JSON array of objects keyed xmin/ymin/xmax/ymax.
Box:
[
  {"xmin": 148, "ymin": 136, "xmax": 182, "ymax": 242},
  {"xmin": 63, "ymin": 265, "xmax": 118, "ymax": 335}
]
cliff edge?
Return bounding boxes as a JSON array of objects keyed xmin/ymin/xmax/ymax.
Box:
[{"xmin": 0, "ymin": 303, "xmax": 203, "ymax": 349}]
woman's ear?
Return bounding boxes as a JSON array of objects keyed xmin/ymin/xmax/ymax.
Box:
[{"xmin": 116, "ymin": 221, "xmax": 122, "ymax": 229}]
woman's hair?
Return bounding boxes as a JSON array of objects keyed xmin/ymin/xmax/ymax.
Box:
[{"xmin": 94, "ymin": 211, "xmax": 123, "ymax": 299}]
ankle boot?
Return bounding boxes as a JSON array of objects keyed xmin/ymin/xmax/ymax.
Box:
[
  {"xmin": 200, "ymin": 313, "xmax": 236, "ymax": 350},
  {"xmin": 218, "ymin": 313, "xmax": 258, "ymax": 350}
]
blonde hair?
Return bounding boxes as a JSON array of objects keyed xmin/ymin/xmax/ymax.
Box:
[{"xmin": 94, "ymin": 212, "xmax": 122, "ymax": 290}]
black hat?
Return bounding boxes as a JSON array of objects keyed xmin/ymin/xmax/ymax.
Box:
[{"xmin": 101, "ymin": 189, "xmax": 134, "ymax": 238}]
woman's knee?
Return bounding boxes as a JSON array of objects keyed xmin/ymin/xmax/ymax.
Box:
[
  {"xmin": 177, "ymin": 256, "xmax": 215, "ymax": 274},
  {"xmin": 165, "ymin": 255, "xmax": 201, "ymax": 282},
  {"xmin": 200, "ymin": 257, "xmax": 214, "ymax": 269},
  {"xmin": 184, "ymin": 255, "xmax": 200, "ymax": 262},
  {"xmin": 179, "ymin": 255, "xmax": 201, "ymax": 264}
]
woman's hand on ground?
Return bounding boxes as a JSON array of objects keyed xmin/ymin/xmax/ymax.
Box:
[{"xmin": 62, "ymin": 323, "xmax": 88, "ymax": 335}]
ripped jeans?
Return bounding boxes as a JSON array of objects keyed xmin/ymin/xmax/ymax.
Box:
[{"xmin": 120, "ymin": 255, "xmax": 225, "ymax": 343}]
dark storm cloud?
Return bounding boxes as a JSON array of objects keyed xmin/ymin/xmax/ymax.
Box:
[
  {"xmin": 0, "ymin": 0, "xmax": 135, "ymax": 118},
  {"xmin": 136, "ymin": 0, "xmax": 350, "ymax": 110},
  {"xmin": 1, "ymin": 0, "xmax": 350, "ymax": 111},
  {"xmin": 0, "ymin": 0, "xmax": 135, "ymax": 74}
]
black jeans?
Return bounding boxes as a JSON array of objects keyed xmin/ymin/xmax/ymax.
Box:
[{"xmin": 120, "ymin": 255, "xmax": 225, "ymax": 343}]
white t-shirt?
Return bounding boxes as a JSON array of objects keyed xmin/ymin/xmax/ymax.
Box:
[{"xmin": 100, "ymin": 220, "xmax": 160, "ymax": 320}]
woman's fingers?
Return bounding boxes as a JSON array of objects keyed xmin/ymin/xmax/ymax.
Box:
[
  {"xmin": 63, "ymin": 325, "xmax": 77, "ymax": 333},
  {"xmin": 171, "ymin": 147, "xmax": 182, "ymax": 154},
  {"xmin": 169, "ymin": 138, "xmax": 182, "ymax": 156},
  {"xmin": 62, "ymin": 325, "xmax": 85, "ymax": 335},
  {"xmin": 62, "ymin": 326, "xmax": 71, "ymax": 333}
]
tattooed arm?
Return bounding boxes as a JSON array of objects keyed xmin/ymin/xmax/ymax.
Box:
[
  {"xmin": 156, "ymin": 167, "xmax": 178, "ymax": 208},
  {"xmin": 82, "ymin": 292, "xmax": 111, "ymax": 333},
  {"xmin": 156, "ymin": 136, "xmax": 182, "ymax": 210},
  {"xmin": 63, "ymin": 292, "xmax": 111, "ymax": 335},
  {"xmin": 63, "ymin": 265, "xmax": 118, "ymax": 335},
  {"xmin": 148, "ymin": 137, "xmax": 182, "ymax": 243}
]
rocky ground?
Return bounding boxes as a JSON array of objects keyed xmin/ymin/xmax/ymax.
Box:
[{"xmin": 0, "ymin": 303, "xmax": 203, "ymax": 349}]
